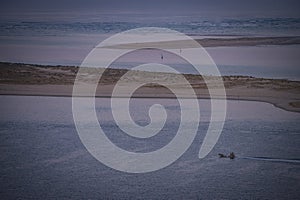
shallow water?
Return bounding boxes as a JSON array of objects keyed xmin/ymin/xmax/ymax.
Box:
[{"xmin": 0, "ymin": 96, "xmax": 299, "ymax": 199}]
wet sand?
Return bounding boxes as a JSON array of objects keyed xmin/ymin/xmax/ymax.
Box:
[{"xmin": 0, "ymin": 62, "xmax": 299, "ymax": 112}]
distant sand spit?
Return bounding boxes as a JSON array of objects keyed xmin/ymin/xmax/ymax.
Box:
[
  {"xmin": 0, "ymin": 62, "xmax": 299, "ymax": 112},
  {"xmin": 101, "ymin": 36, "xmax": 300, "ymax": 49}
]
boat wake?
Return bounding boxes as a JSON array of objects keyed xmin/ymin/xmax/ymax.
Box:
[{"xmin": 239, "ymin": 156, "xmax": 300, "ymax": 164}]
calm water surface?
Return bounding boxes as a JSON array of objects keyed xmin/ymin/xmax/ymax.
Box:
[{"xmin": 0, "ymin": 96, "xmax": 299, "ymax": 199}]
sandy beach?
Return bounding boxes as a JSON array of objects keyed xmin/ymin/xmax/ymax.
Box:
[{"xmin": 1, "ymin": 62, "xmax": 299, "ymax": 113}]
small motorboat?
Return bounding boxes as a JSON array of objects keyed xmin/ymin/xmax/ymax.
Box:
[{"xmin": 218, "ymin": 152, "xmax": 235, "ymax": 159}]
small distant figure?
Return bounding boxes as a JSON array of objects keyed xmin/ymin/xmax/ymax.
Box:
[
  {"xmin": 180, "ymin": 48, "xmax": 182, "ymax": 54},
  {"xmin": 229, "ymin": 152, "xmax": 235, "ymax": 159},
  {"xmin": 161, "ymin": 53, "xmax": 164, "ymax": 60}
]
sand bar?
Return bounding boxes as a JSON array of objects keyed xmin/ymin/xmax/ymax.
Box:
[
  {"xmin": 102, "ymin": 36, "xmax": 300, "ymax": 49},
  {"xmin": 0, "ymin": 62, "xmax": 299, "ymax": 112}
]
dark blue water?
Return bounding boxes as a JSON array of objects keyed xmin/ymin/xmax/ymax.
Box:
[{"xmin": 0, "ymin": 96, "xmax": 299, "ymax": 199}]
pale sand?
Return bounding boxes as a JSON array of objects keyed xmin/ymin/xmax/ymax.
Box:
[
  {"xmin": 102, "ymin": 36, "xmax": 300, "ymax": 49},
  {"xmin": 0, "ymin": 62, "xmax": 299, "ymax": 112}
]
